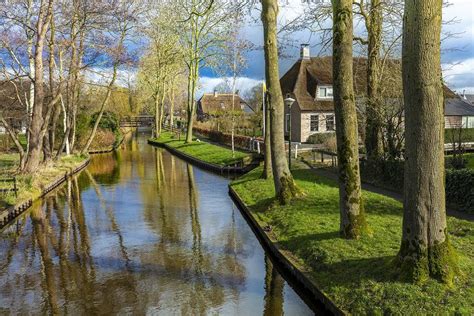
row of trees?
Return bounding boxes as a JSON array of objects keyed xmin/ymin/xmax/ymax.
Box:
[
  {"xmin": 0, "ymin": 0, "xmax": 141, "ymax": 172},
  {"xmin": 258, "ymin": 0, "xmax": 455, "ymax": 285}
]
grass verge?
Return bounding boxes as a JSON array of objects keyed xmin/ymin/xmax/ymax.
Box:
[
  {"xmin": 0, "ymin": 154, "xmax": 88, "ymax": 208},
  {"xmin": 150, "ymin": 132, "xmax": 251, "ymax": 166},
  {"xmin": 230, "ymin": 166, "xmax": 474, "ymax": 314}
]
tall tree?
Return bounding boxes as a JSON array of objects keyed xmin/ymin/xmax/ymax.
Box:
[
  {"xmin": 176, "ymin": 0, "xmax": 228, "ymax": 143},
  {"xmin": 332, "ymin": 0, "xmax": 368, "ymax": 238},
  {"xmin": 23, "ymin": 0, "xmax": 59, "ymax": 172},
  {"xmin": 356, "ymin": 0, "xmax": 384, "ymax": 160},
  {"xmin": 398, "ymin": 0, "xmax": 456, "ymax": 284},
  {"xmin": 261, "ymin": 0, "xmax": 297, "ymax": 204},
  {"xmin": 81, "ymin": 1, "xmax": 138, "ymax": 154}
]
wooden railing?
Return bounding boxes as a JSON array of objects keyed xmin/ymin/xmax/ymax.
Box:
[{"xmin": 0, "ymin": 176, "xmax": 18, "ymax": 198}]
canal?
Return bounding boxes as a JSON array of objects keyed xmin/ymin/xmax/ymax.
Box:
[{"xmin": 0, "ymin": 133, "xmax": 314, "ymax": 315}]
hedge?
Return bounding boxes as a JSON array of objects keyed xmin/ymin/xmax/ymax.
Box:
[
  {"xmin": 446, "ymin": 169, "xmax": 474, "ymax": 213},
  {"xmin": 445, "ymin": 128, "xmax": 474, "ymax": 143},
  {"xmin": 361, "ymin": 159, "xmax": 474, "ymax": 214},
  {"xmin": 193, "ymin": 127, "xmax": 259, "ymax": 151}
]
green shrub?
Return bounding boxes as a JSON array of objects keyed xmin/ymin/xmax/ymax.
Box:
[
  {"xmin": 445, "ymin": 128, "xmax": 474, "ymax": 143},
  {"xmin": 361, "ymin": 159, "xmax": 474, "ymax": 213},
  {"xmin": 90, "ymin": 111, "xmax": 119, "ymax": 132},
  {"xmin": 446, "ymin": 169, "xmax": 474, "ymax": 213},
  {"xmin": 306, "ymin": 132, "xmax": 335, "ymax": 144}
]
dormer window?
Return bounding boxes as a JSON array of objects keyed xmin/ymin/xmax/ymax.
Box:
[{"xmin": 318, "ymin": 86, "xmax": 333, "ymax": 99}]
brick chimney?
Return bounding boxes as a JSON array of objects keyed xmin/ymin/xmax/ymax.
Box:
[{"xmin": 300, "ymin": 44, "xmax": 310, "ymax": 60}]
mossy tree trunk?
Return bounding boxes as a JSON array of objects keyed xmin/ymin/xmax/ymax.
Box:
[
  {"xmin": 332, "ymin": 0, "xmax": 368, "ymax": 239},
  {"xmin": 364, "ymin": 0, "xmax": 384, "ymax": 161},
  {"xmin": 261, "ymin": 0, "xmax": 297, "ymax": 204},
  {"xmin": 398, "ymin": 0, "xmax": 456, "ymax": 285}
]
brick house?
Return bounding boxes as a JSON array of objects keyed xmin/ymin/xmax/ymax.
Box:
[
  {"xmin": 281, "ymin": 45, "xmax": 471, "ymax": 143},
  {"xmin": 445, "ymin": 98, "xmax": 474, "ymax": 129},
  {"xmin": 280, "ymin": 46, "xmax": 370, "ymax": 143}
]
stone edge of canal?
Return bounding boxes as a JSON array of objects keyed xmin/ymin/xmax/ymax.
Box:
[
  {"xmin": 228, "ymin": 186, "xmax": 345, "ymax": 316},
  {"xmin": 0, "ymin": 157, "xmax": 91, "ymax": 231}
]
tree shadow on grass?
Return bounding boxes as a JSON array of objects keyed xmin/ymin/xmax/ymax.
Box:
[{"xmin": 279, "ymin": 231, "xmax": 398, "ymax": 286}]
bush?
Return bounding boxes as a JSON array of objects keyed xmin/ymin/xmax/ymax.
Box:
[
  {"xmin": 361, "ymin": 159, "xmax": 474, "ymax": 213},
  {"xmin": 193, "ymin": 127, "xmax": 256, "ymax": 151},
  {"xmin": 446, "ymin": 169, "xmax": 474, "ymax": 213},
  {"xmin": 306, "ymin": 132, "xmax": 335, "ymax": 145},
  {"xmin": 445, "ymin": 128, "xmax": 474, "ymax": 143},
  {"xmin": 90, "ymin": 111, "xmax": 119, "ymax": 132}
]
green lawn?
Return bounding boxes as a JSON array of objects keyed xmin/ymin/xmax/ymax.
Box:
[
  {"xmin": 0, "ymin": 153, "xmax": 20, "ymax": 173},
  {"xmin": 231, "ymin": 167, "xmax": 474, "ymax": 314},
  {"xmin": 150, "ymin": 132, "xmax": 251, "ymax": 166},
  {"xmin": 463, "ymin": 153, "xmax": 474, "ymax": 169}
]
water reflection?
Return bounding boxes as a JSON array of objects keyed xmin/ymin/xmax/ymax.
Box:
[{"xmin": 0, "ymin": 132, "xmax": 313, "ymax": 315}]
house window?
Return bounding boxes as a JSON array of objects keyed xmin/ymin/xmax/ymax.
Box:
[
  {"xmin": 326, "ymin": 115, "xmax": 335, "ymax": 131},
  {"xmin": 310, "ymin": 115, "xmax": 319, "ymax": 132},
  {"xmin": 319, "ymin": 87, "xmax": 333, "ymax": 98},
  {"xmin": 286, "ymin": 114, "xmax": 290, "ymax": 132},
  {"xmin": 464, "ymin": 116, "xmax": 474, "ymax": 128}
]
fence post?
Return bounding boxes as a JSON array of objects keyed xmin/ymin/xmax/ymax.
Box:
[{"xmin": 13, "ymin": 177, "xmax": 17, "ymax": 198}]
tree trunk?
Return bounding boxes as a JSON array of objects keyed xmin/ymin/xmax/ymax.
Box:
[
  {"xmin": 185, "ymin": 62, "xmax": 198, "ymax": 143},
  {"xmin": 332, "ymin": 0, "xmax": 368, "ymax": 238},
  {"xmin": 170, "ymin": 80, "xmax": 175, "ymax": 131},
  {"xmin": 263, "ymin": 92, "xmax": 273, "ymax": 179},
  {"xmin": 398, "ymin": 0, "xmax": 456, "ymax": 284},
  {"xmin": 364, "ymin": 0, "xmax": 384, "ymax": 161},
  {"xmin": 261, "ymin": 0, "xmax": 297, "ymax": 204},
  {"xmin": 154, "ymin": 94, "xmax": 160, "ymax": 137},
  {"xmin": 81, "ymin": 86, "xmax": 114, "ymax": 154},
  {"xmin": 23, "ymin": 1, "xmax": 53, "ymax": 173}
]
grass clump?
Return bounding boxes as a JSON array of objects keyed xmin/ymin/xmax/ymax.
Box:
[
  {"xmin": 230, "ymin": 166, "xmax": 474, "ymax": 314},
  {"xmin": 150, "ymin": 132, "xmax": 251, "ymax": 167}
]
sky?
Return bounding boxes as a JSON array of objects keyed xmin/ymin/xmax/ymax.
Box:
[{"xmin": 200, "ymin": 0, "xmax": 474, "ymax": 96}]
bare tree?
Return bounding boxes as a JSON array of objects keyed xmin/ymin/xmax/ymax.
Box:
[
  {"xmin": 81, "ymin": 1, "xmax": 139, "ymax": 154},
  {"xmin": 174, "ymin": 0, "xmax": 230, "ymax": 143}
]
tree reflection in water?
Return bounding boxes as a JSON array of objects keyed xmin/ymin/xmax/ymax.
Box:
[{"xmin": 0, "ymin": 133, "xmax": 313, "ymax": 315}]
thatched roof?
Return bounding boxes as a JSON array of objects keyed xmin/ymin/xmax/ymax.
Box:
[
  {"xmin": 280, "ymin": 56, "xmax": 457, "ymax": 112},
  {"xmin": 197, "ymin": 93, "xmax": 252, "ymax": 115}
]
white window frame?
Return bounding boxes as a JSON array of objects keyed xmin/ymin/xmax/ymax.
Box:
[
  {"xmin": 317, "ymin": 86, "xmax": 333, "ymax": 99},
  {"xmin": 326, "ymin": 114, "xmax": 335, "ymax": 131},
  {"xmin": 310, "ymin": 115, "xmax": 319, "ymax": 132}
]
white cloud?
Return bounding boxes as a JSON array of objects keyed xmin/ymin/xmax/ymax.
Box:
[
  {"xmin": 443, "ymin": 57, "xmax": 474, "ymax": 93},
  {"xmin": 198, "ymin": 76, "xmax": 263, "ymax": 98}
]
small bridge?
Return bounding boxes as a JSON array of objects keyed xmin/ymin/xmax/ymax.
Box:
[{"xmin": 120, "ymin": 116, "xmax": 154, "ymax": 127}]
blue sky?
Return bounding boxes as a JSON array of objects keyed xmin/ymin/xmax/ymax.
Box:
[{"xmin": 200, "ymin": 0, "xmax": 474, "ymax": 96}]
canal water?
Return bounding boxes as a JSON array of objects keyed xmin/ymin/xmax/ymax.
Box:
[{"xmin": 0, "ymin": 133, "xmax": 313, "ymax": 315}]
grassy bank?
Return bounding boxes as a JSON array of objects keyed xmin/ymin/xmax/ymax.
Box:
[
  {"xmin": 230, "ymin": 166, "xmax": 474, "ymax": 314},
  {"xmin": 0, "ymin": 154, "xmax": 88, "ymax": 208},
  {"xmin": 150, "ymin": 132, "xmax": 251, "ymax": 166}
]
